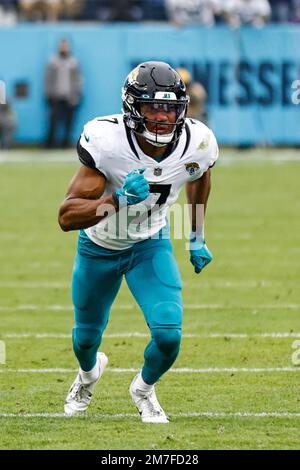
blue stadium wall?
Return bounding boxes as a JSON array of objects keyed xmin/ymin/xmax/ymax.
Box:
[{"xmin": 0, "ymin": 23, "xmax": 300, "ymax": 145}]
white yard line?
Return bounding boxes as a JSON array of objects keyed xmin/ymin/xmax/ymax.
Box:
[
  {"xmin": 0, "ymin": 367, "xmax": 300, "ymax": 373},
  {"xmin": 0, "ymin": 303, "xmax": 299, "ymax": 311},
  {"xmin": 0, "ymin": 304, "xmax": 131, "ymax": 311},
  {"xmin": 0, "ymin": 282, "xmax": 70, "ymax": 289},
  {"xmin": 184, "ymin": 304, "xmax": 300, "ymax": 310},
  {"xmin": 1, "ymin": 411, "xmax": 300, "ymax": 419},
  {"xmin": 1, "ymin": 152, "xmax": 300, "ymax": 165},
  {"xmin": 189, "ymin": 280, "xmax": 299, "ymax": 288},
  {"xmin": 0, "ymin": 155, "xmax": 76, "ymax": 164},
  {"xmin": 0, "ymin": 279, "xmax": 298, "ymax": 289},
  {"xmin": 0, "ymin": 305, "xmax": 132, "ymax": 311},
  {"xmin": 2, "ymin": 332, "xmax": 300, "ymax": 339}
]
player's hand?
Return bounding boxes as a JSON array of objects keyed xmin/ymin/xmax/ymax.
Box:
[
  {"xmin": 189, "ymin": 232, "xmax": 213, "ymax": 274},
  {"xmin": 114, "ymin": 169, "xmax": 150, "ymax": 206}
]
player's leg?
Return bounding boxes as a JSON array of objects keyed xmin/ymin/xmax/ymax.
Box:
[
  {"xmin": 65, "ymin": 232, "xmax": 123, "ymax": 415},
  {"xmin": 72, "ymin": 235, "xmax": 123, "ymax": 373},
  {"xmin": 125, "ymin": 238, "xmax": 183, "ymax": 422},
  {"xmin": 127, "ymin": 238, "xmax": 183, "ymax": 383}
]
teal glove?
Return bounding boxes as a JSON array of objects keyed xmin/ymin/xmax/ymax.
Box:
[
  {"xmin": 189, "ymin": 231, "xmax": 213, "ymax": 274},
  {"xmin": 113, "ymin": 169, "xmax": 150, "ymax": 206}
]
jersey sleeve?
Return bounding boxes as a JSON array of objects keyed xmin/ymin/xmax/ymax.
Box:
[
  {"xmin": 189, "ymin": 127, "xmax": 219, "ymax": 182},
  {"xmin": 77, "ymin": 120, "xmax": 107, "ymax": 178}
]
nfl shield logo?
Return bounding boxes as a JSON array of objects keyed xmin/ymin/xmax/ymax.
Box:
[{"xmin": 154, "ymin": 167, "xmax": 162, "ymax": 176}]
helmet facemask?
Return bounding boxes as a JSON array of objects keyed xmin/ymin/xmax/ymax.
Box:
[
  {"xmin": 122, "ymin": 61, "xmax": 190, "ymax": 147},
  {"xmin": 123, "ymin": 94, "xmax": 189, "ymax": 147}
]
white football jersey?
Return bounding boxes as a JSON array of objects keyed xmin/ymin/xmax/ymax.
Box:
[{"xmin": 77, "ymin": 114, "xmax": 219, "ymax": 250}]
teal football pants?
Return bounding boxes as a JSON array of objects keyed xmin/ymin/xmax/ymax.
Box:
[{"xmin": 72, "ymin": 230, "xmax": 183, "ymax": 384}]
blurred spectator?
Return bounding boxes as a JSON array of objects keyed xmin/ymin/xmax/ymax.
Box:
[
  {"xmin": 82, "ymin": 0, "xmax": 143, "ymax": 22},
  {"xmin": 5, "ymin": 0, "xmax": 294, "ymax": 24},
  {"xmin": 176, "ymin": 67, "xmax": 208, "ymax": 123},
  {"xmin": 0, "ymin": 0, "xmax": 18, "ymax": 25},
  {"xmin": 62, "ymin": 1, "xmax": 85, "ymax": 20},
  {"xmin": 19, "ymin": 0, "xmax": 47, "ymax": 21},
  {"xmin": 0, "ymin": 101, "xmax": 16, "ymax": 149},
  {"xmin": 216, "ymin": 0, "xmax": 241, "ymax": 27},
  {"xmin": 19, "ymin": 0, "xmax": 84, "ymax": 22},
  {"xmin": 217, "ymin": 0, "xmax": 271, "ymax": 27},
  {"xmin": 45, "ymin": 39, "xmax": 82, "ymax": 149},
  {"xmin": 240, "ymin": 0, "xmax": 271, "ymax": 26},
  {"xmin": 269, "ymin": 0, "xmax": 292, "ymax": 22},
  {"xmin": 292, "ymin": 0, "xmax": 300, "ymax": 22},
  {"xmin": 142, "ymin": 0, "xmax": 167, "ymax": 20},
  {"xmin": 105, "ymin": 0, "xmax": 143, "ymax": 22},
  {"xmin": 165, "ymin": 0, "xmax": 216, "ymax": 26}
]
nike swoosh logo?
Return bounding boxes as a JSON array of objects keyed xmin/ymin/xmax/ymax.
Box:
[
  {"xmin": 84, "ymin": 132, "xmax": 89, "ymax": 142},
  {"xmin": 124, "ymin": 190, "xmax": 137, "ymax": 198}
]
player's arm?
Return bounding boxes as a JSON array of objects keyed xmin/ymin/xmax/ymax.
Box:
[
  {"xmin": 58, "ymin": 165, "xmax": 150, "ymax": 232},
  {"xmin": 58, "ymin": 166, "xmax": 118, "ymax": 232},
  {"xmin": 185, "ymin": 126, "xmax": 218, "ymax": 273},
  {"xmin": 185, "ymin": 169, "xmax": 213, "ymax": 274},
  {"xmin": 186, "ymin": 168, "xmax": 211, "ymax": 231}
]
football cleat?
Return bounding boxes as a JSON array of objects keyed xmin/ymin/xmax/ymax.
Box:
[
  {"xmin": 64, "ymin": 352, "xmax": 108, "ymax": 416},
  {"xmin": 129, "ymin": 373, "xmax": 169, "ymax": 423}
]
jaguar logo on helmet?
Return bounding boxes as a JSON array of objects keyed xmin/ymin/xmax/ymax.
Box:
[
  {"xmin": 128, "ymin": 66, "xmax": 140, "ymax": 84},
  {"xmin": 185, "ymin": 162, "xmax": 201, "ymax": 176}
]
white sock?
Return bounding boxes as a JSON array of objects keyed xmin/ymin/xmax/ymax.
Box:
[
  {"xmin": 134, "ymin": 371, "xmax": 154, "ymax": 393},
  {"xmin": 80, "ymin": 359, "xmax": 100, "ymax": 384}
]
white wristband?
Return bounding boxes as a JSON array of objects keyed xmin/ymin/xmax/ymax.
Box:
[{"xmin": 190, "ymin": 227, "xmax": 205, "ymax": 244}]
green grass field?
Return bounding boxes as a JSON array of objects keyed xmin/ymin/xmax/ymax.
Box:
[{"xmin": 0, "ymin": 148, "xmax": 300, "ymax": 450}]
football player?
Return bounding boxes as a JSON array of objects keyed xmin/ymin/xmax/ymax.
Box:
[{"xmin": 58, "ymin": 61, "xmax": 219, "ymax": 423}]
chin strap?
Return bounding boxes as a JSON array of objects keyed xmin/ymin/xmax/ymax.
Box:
[
  {"xmin": 143, "ymin": 128, "xmax": 175, "ymax": 147},
  {"xmin": 144, "ymin": 138, "xmax": 168, "ymax": 148},
  {"xmin": 124, "ymin": 112, "xmax": 182, "ymax": 147}
]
